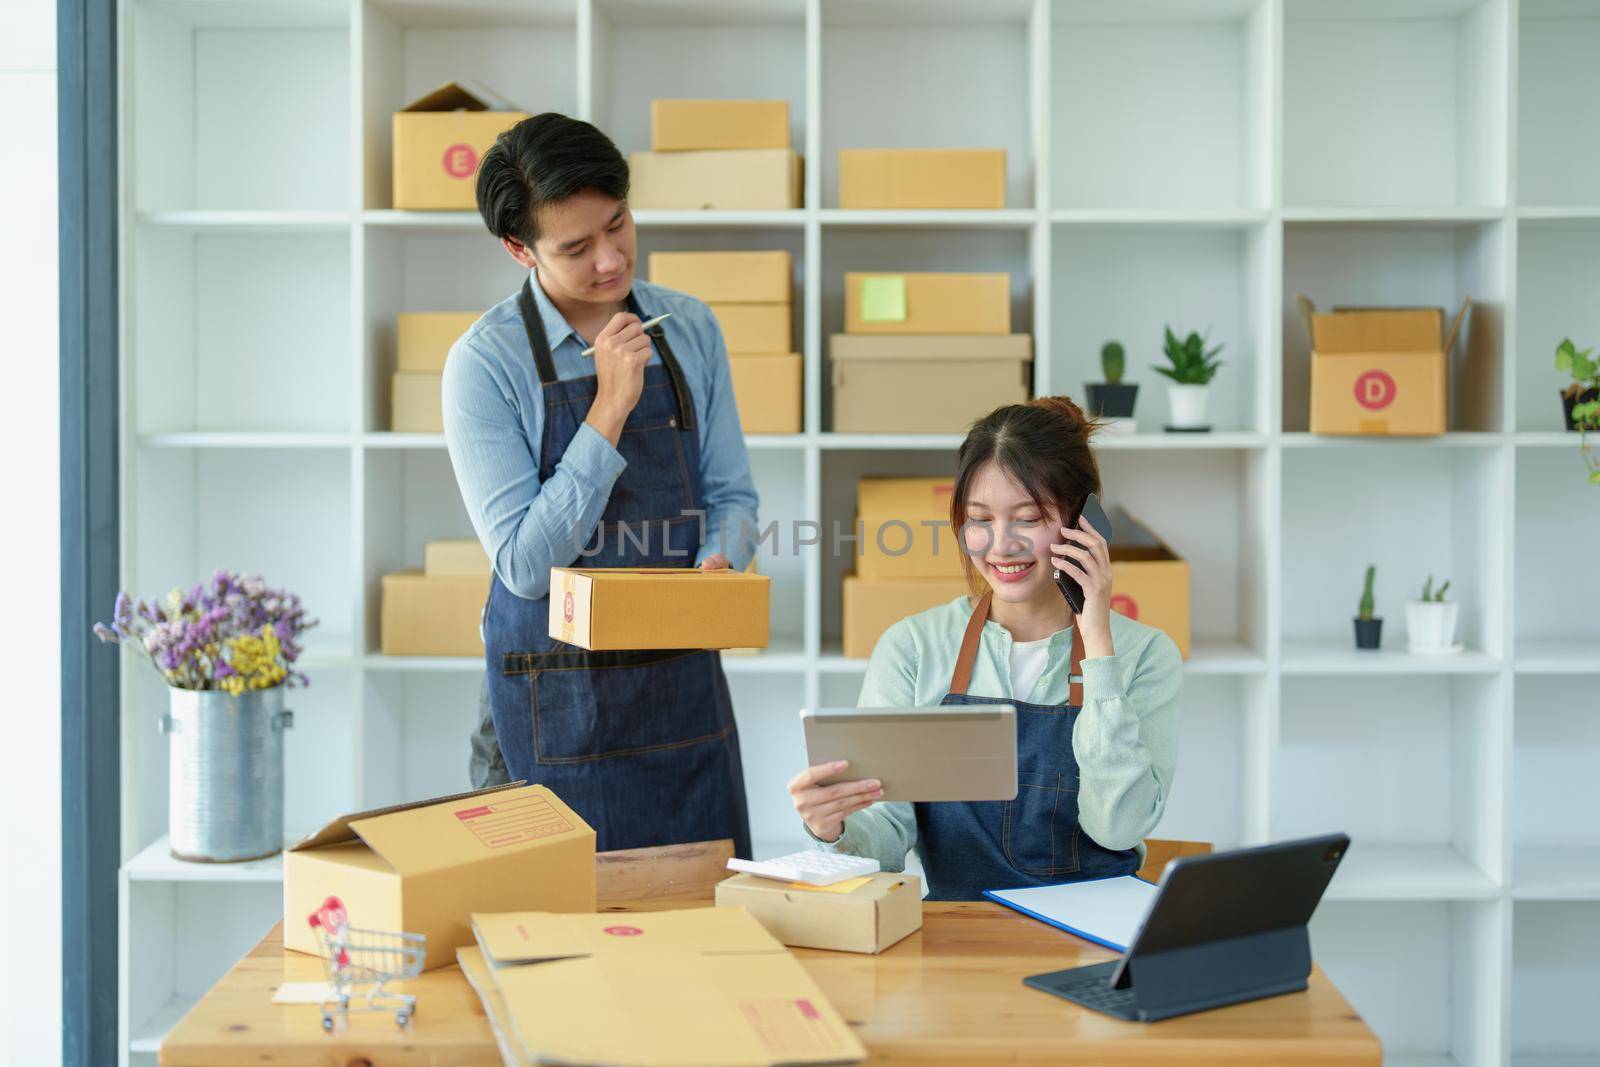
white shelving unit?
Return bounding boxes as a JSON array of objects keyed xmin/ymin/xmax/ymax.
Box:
[{"xmin": 115, "ymin": 0, "xmax": 1599, "ymax": 1064}]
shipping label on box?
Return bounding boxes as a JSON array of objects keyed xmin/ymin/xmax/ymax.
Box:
[
  {"xmin": 381, "ymin": 571, "xmax": 488, "ymax": 656},
  {"xmin": 855, "ymin": 477, "xmax": 965, "ymax": 580},
  {"xmin": 838, "ymin": 148, "xmax": 1006, "ymax": 209},
  {"xmin": 844, "ymin": 272, "xmax": 1010, "ymax": 334},
  {"xmin": 398, "ymin": 312, "xmax": 479, "ymax": 373},
  {"xmin": 284, "ymin": 784, "xmax": 595, "ymax": 972},
  {"xmin": 716, "ymin": 871, "xmax": 923, "ymax": 954},
  {"xmin": 648, "ymin": 250, "xmax": 791, "ymax": 304},
  {"xmin": 392, "ymin": 82, "xmax": 527, "ymax": 211},
  {"xmin": 628, "ymin": 149, "xmax": 802, "ymax": 210},
  {"xmin": 1299, "ymin": 294, "xmax": 1469, "ymax": 436},
  {"xmin": 729, "ymin": 353, "xmax": 802, "ymax": 434},
  {"xmin": 710, "ymin": 302, "xmax": 791, "ymax": 353},
  {"xmin": 651, "ymin": 99, "xmax": 790, "ymax": 152},
  {"xmin": 549, "ymin": 567, "xmax": 770, "ymax": 651}
]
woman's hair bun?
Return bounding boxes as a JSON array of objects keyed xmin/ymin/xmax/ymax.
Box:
[{"xmin": 1028, "ymin": 394, "xmax": 1100, "ymax": 440}]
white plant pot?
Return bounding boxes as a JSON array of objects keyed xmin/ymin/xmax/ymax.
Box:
[
  {"xmin": 1166, "ymin": 384, "xmax": 1211, "ymax": 428},
  {"xmin": 1405, "ymin": 600, "xmax": 1460, "ymax": 652}
]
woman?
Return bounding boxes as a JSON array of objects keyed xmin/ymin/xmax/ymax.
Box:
[{"xmin": 788, "ymin": 397, "xmax": 1183, "ymax": 900}]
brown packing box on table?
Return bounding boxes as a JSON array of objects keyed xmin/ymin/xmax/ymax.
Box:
[
  {"xmin": 469, "ymin": 908, "xmax": 866, "ymax": 1066},
  {"xmin": 715, "ymin": 871, "xmax": 923, "ymax": 954},
  {"xmin": 838, "ymin": 148, "xmax": 1006, "ymax": 209},
  {"xmin": 729, "ymin": 353, "xmax": 802, "ymax": 434},
  {"xmin": 710, "ymin": 302, "xmax": 791, "ymax": 353},
  {"xmin": 831, "ymin": 334, "xmax": 1032, "ymax": 434},
  {"xmin": 423, "ymin": 539, "xmax": 490, "ymax": 577},
  {"xmin": 1106, "ymin": 506, "xmax": 1191, "ymax": 660},
  {"xmin": 380, "ymin": 571, "xmax": 488, "ymax": 656},
  {"xmin": 283, "ymin": 784, "xmax": 595, "ymax": 973},
  {"xmin": 651, "ymin": 99, "xmax": 790, "ymax": 152},
  {"xmin": 629, "ymin": 149, "xmax": 803, "ymax": 210},
  {"xmin": 550, "ymin": 567, "xmax": 769, "ymax": 651},
  {"xmin": 397, "ymin": 312, "xmax": 479, "ymax": 373},
  {"xmin": 1299, "ymin": 293, "xmax": 1470, "ymax": 436},
  {"xmin": 844, "ymin": 272, "xmax": 1010, "ymax": 335},
  {"xmin": 391, "ymin": 372, "xmax": 442, "ymax": 433},
  {"xmin": 393, "ymin": 82, "xmax": 528, "ymax": 210},
  {"xmin": 842, "ymin": 575, "xmax": 971, "ymax": 659},
  {"xmin": 648, "ymin": 250, "xmax": 791, "ymax": 304},
  {"xmin": 855, "ymin": 477, "xmax": 964, "ymax": 580}
]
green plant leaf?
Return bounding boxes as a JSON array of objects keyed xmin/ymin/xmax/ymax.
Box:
[
  {"xmin": 1574, "ymin": 353, "xmax": 1598, "ymax": 380},
  {"xmin": 1589, "ymin": 470, "xmax": 1600, "ymax": 485},
  {"xmin": 1557, "ymin": 338, "xmax": 1576, "ymax": 372}
]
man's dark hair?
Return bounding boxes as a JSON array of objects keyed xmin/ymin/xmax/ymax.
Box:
[{"xmin": 476, "ymin": 113, "xmax": 630, "ymax": 245}]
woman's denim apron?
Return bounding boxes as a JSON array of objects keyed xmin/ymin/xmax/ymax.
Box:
[{"xmin": 917, "ymin": 591, "xmax": 1138, "ymax": 900}]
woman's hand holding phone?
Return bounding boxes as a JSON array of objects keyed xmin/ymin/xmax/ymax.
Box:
[
  {"xmin": 787, "ymin": 761, "xmax": 882, "ymax": 844},
  {"xmin": 1052, "ymin": 516, "xmax": 1115, "ymax": 659}
]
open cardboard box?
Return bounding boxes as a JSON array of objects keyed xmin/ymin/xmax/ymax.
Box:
[
  {"xmin": 392, "ymin": 82, "xmax": 527, "ymax": 211},
  {"xmin": 716, "ymin": 871, "xmax": 922, "ymax": 954},
  {"xmin": 283, "ymin": 784, "xmax": 595, "ymax": 972},
  {"xmin": 1298, "ymin": 293, "xmax": 1471, "ymax": 436}
]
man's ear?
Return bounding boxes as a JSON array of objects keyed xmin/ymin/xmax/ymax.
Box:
[{"xmin": 501, "ymin": 235, "xmax": 537, "ymax": 270}]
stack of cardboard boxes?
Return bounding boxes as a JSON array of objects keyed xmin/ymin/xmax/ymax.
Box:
[
  {"xmin": 391, "ymin": 82, "xmax": 527, "ymax": 211},
  {"xmin": 630, "ymin": 100, "xmax": 802, "ymax": 210},
  {"xmin": 838, "ymin": 147, "xmax": 1006, "ymax": 209},
  {"xmin": 380, "ymin": 539, "xmax": 491, "ymax": 656},
  {"xmin": 832, "ymin": 272, "xmax": 1032, "ymax": 433},
  {"xmin": 841, "ymin": 477, "xmax": 970, "ymax": 659},
  {"xmin": 391, "ymin": 312, "xmax": 477, "ymax": 433},
  {"xmin": 649, "ymin": 249, "xmax": 800, "ymax": 433}
]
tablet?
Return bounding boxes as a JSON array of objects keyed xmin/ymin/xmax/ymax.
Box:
[{"xmin": 800, "ymin": 706, "xmax": 1018, "ymax": 803}]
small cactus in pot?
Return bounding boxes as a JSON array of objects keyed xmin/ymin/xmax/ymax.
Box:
[
  {"xmin": 1085, "ymin": 340, "xmax": 1139, "ymax": 429},
  {"xmin": 1406, "ymin": 574, "xmax": 1461, "ymax": 654},
  {"xmin": 1353, "ymin": 564, "xmax": 1383, "ymax": 650}
]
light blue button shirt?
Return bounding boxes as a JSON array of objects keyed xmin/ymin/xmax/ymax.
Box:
[{"xmin": 442, "ymin": 270, "xmax": 759, "ymax": 601}]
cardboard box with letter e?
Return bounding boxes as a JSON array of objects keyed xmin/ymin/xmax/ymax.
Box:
[
  {"xmin": 393, "ymin": 82, "xmax": 527, "ymax": 210},
  {"xmin": 549, "ymin": 567, "xmax": 769, "ymax": 650}
]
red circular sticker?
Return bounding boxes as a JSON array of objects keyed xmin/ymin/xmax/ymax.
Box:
[
  {"xmin": 563, "ymin": 591, "xmax": 575, "ymax": 623},
  {"xmin": 1353, "ymin": 370, "xmax": 1397, "ymax": 411},
  {"xmin": 604, "ymin": 925, "xmax": 644, "ymax": 937},
  {"xmin": 1111, "ymin": 594, "xmax": 1139, "ymax": 619},
  {"xmin": 442, "ymin": 143, "xmax": 478, "ymax": 179}
]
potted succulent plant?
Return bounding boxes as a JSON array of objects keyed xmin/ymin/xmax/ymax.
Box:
[
  {"xmin": 1406, "ymin": 575, "xmax": 1460, "ymax": 654},
  {"xmin": 1154, "ymin": 327, "xmax": 1224, "ymax": 431},
  {"xmin": 1353, "ymin": 564, "xmax": 1382, "ymax": 650},
  {"xmin": 1555, "ymin": 338, "xmax": 1600, "ymax": 484},
  {"xmin": 1086, "ymin": 340, "xmax": 1138, "ymax": 431}
]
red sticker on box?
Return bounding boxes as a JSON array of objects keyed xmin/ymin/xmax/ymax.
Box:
[
  {"xmin": 563, "ymin": 590, "xmax": 575, "ymax": 623},
  {"xmin": 455, "ymin": 793, "xmax": 574, "ymax": 849},
  {"xmin": 604, "ymin": 925, "xmax": 644, "ymax": 937},
  {"xmin": 442, "ymin": 143, "xmax": 478, "ymax": 179},
  {"xmin": 1111, "ymin": 594, "xmax": 1139, "ymax": 619},
  {"xmin": 1354, "ymin": 370, "xmax": 1397, "ymax": 411}
]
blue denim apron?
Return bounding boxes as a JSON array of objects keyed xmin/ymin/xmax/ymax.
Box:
[
  {"xmin": 482, "ymin": 278, "xmax": 751, "ymax": 858},
  {"xmin": 916, "ymin": 591, "xmax": 1139, "ymax": 900}
]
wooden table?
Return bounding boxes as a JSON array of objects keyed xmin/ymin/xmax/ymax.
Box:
[{"xmin": 162, "ymin": 843, "xmax": 1381, "ymax": 1066}]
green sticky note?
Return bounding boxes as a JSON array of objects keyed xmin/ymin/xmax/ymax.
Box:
[{"xmin": 859, "ymin": 275, "xmax": 907, "ymax": 323}]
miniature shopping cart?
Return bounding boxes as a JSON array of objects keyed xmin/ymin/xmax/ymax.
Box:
[{"xmin": 307, "ymin": 895, "xmax": 427, "ymax": 1030}]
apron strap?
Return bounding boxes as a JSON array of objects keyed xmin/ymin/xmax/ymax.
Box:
[
  {"xmin": 946, "ymin": 590, "xmax": 1086, "ymax": 707},
  {"xmin": 516, "ymin": 277, "xmax": 560, "ymax": 385},
  {"xmin": 626, "ymin": 291, "xmax": 695, "ymax": 432}
]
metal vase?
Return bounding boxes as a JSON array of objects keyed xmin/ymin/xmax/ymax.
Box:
[{"xmin": 161, "ymin": 687, "xmax": 294, "ymax": 862}]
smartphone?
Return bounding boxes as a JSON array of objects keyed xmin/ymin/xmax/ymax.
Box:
[{"xmin": 1055, "ymin": 492, "xmax": 1114, "ymax": 614}]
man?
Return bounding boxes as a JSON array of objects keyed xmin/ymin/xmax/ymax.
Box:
[{"xmin": 442, "ymin": 113, "xmax": 758, "ymax": 858}]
